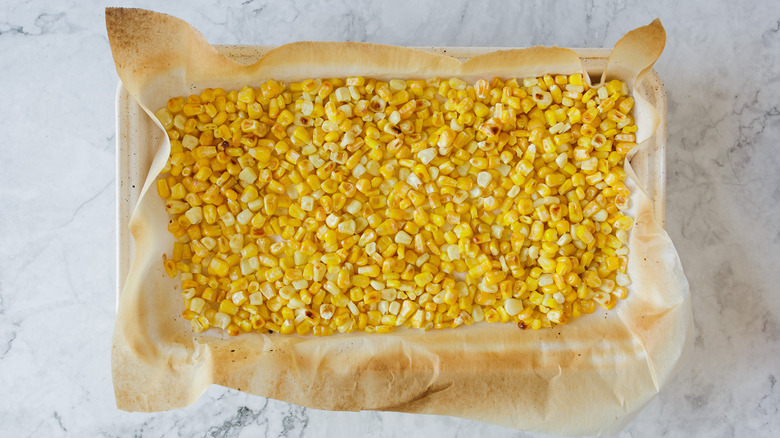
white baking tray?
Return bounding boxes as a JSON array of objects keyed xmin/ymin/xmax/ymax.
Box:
[{"xmin": 116, "ymin": 47, "xmax": 667, "ymax": 301}]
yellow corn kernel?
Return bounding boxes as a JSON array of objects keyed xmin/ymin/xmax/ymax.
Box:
[{"xmin": 484, "ymin": 270, "xmax": 507, "ymax": 285}]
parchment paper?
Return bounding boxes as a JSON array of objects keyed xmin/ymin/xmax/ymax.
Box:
[{"xmin": 107, "ymin": 8, "xmax": 692, "ymax": 435}]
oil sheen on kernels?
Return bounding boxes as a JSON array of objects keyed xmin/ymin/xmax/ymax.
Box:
[{"xmin": 155, "ymin": 75, "xmax": 637, "ymax": 336}]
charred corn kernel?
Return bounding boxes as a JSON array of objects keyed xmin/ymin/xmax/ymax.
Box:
[{"xmin": 157, "ymin": 74, "xmax": 637, "ymax": 335}]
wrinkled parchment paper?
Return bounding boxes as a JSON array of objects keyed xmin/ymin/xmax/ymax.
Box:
[{"xmin": 108, "ymin": 8, "xmax": 692, "ymax": 435}]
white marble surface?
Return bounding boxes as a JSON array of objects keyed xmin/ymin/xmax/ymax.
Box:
[{"xmin": 1, "ymin": 0, "xmax": 778, "ymax": 436}]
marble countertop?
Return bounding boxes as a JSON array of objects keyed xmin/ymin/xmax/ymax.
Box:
[{"xmin": 1, "ymin": 0, "xmax": 778, "ymax": 436}]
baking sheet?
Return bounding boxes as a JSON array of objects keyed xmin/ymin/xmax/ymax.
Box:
[{"xmin": 109, "ymin": 8, "xmax": 688, "ymax": 436}]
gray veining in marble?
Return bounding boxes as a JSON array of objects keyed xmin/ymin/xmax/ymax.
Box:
[{"xmin": 1, "ymin": 0, "xmax": 779, "ymax": 436}]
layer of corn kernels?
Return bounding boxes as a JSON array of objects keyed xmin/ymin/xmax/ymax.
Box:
[{"xmin": 154, "ymin": 74, "xmax": 636, "ymax": 336}]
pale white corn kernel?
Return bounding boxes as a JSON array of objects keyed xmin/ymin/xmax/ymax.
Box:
[{"xmin": 504, "ymin": 298, "xmax": 524, "ymax": 316}]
